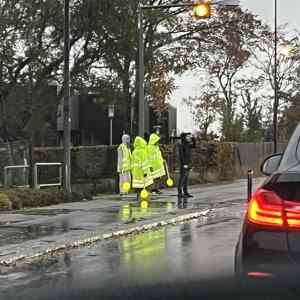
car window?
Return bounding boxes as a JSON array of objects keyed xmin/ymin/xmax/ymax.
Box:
[
  {"xmin": 278, "ymin": 123, "xmax": 300, "ymax": 171},
  {"xmin": 266, "ymin": 172, "xmax": 300, "ymax": 201},
  {"xmin": 277, "ymin": 172, "xmax": 300, "ymax": 183}
]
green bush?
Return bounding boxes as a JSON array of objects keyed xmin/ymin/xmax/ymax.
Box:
[
  {"xmin": 0, "ymin": 193, "xmax": 12, "ymax": 210},
  {"xmin": 2, "ymin": 190, "xmax": 23, "ymax": 209},
  {"xmin": 0, "ymin": 188, "xmax": 85, "ymax": 211},
  {"xmin": 214, "ymin": 143, "xmax": 238, "ymax": 180}
]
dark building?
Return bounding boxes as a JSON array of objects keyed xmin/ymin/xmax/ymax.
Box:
[
  {"xmin": 57, "ymin": 94, "xmax": 177, "ymax": 146},
  {"xmin": 57, "ymin": 94, "xmax": 127, "ymax": 146},
  {"xmin": 148, "ymin": 104, "xmax": 177, "ymax": 143}
]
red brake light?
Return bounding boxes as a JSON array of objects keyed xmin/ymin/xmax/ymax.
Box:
[
  {"xmin": 248, "ymin": 189, "xmax": 300, "ymax": 229},
  {"xmin": 248, "ymin": 189, "xmax": 284, "ymax": 227},
  {"xmin": 285, "ymin": 201, "xmax": 300, "ymax": 228},
  {"xmin": 247, "ymin": 271, "xmax": 273, "ymax": 278}
]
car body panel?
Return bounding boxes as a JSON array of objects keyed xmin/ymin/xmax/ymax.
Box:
[{"xmin": 235, "ymin": 123, "xmax": 300, "ymax": 278}]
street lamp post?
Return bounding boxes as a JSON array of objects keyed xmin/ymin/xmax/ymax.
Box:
[
  {"xmin": 108, "ymin": 104, "xmax": 115, "ymax": 146},
  {"xmin": 137, "ymin": 0, "xmax": 240, "ymax": 137},
  {"xmin": 273, "ymin": 0, "xmax": 278, "ymax": 153},
  {"xmin": 63, "ymin": 0, "xmax": 71, "ymax": 193}
]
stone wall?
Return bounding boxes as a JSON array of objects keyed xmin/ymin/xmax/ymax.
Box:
[{"xmin": 33, "ymin": 145, "xmax": 118, "ymax": 184}]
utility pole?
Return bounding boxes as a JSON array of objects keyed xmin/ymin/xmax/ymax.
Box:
[
  {"xmin": 63, "ymin": 0, "xmax": 71, "ymax": 193},
  {"xmin": 273, "ymin": 0, "xmax": 278, "ymax": 153}
]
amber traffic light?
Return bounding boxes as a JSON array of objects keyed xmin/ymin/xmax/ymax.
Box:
[{"xmin": 192, "ymin": 1, "xmax": 211, "ymax": 19}]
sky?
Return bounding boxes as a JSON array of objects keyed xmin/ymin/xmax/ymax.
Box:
[{"xmin": 171, "ymin": 0, "xmax": 300, "ymax": 134}]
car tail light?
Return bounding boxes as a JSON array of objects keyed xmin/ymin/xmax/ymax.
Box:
[
  {"xmin": 248, "ymin": 189, "xmax": 300, "ymax": 229},
  {"xmin": 285, "ymin": 201, "xmax": 300, "ymax": 228},
  {"xmin": 248, "ymin": 189, "xmax": 284, "ymax": 227},
  {"xmin": 247, "ymin": 271, "xmax": 273, "ymax": 278}
]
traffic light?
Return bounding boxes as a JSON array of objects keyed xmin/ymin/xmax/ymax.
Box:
[{"xmin": 192, "ymin": 1, "xmax": 211, "ymax": 19}]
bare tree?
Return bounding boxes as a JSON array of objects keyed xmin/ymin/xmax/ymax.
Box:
[{"xmin": 250, "ymin": 26, "xmax": 300, "ymax": 141}]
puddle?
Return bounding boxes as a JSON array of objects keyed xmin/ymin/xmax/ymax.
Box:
[
  {"xmin": 119, "ymin": 201, "xmax": 175, "ymax": 222},
  {"xmin": 0, "ymin": 220, "xmax": 22, "ymax": 226},
  {"xmin": 11, "ymin": 209, "xmax": 81, "ymax": 216},
  {"xmin": 129, "ymin": 201, "xmax": 175, "ymax": 209},
  {"xmin": 0, "ymin": 272, "xmax": 28, "ymax": 280},
  {"xmin": 0, "ymin": 221, "xmax": 70, "ymax": 247}
]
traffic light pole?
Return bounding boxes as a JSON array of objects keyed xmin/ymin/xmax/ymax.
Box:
[{"xmin": 63, "ymin": 0, "xmax": 71, "ymax": 193}]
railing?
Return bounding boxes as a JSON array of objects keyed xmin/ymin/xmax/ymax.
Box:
[
  {"xmin": 34, "ymin": 162, "xmax": 63, "ymax": 189},
  {"xmin": 4, "ymin": 165, "xmax": 30, "ymax": 187}
]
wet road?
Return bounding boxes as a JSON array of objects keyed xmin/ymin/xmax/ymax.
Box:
[
  {"xmin": 1, "ymin": 179, "xmax": 300, "ymax": 299},
  {"xmin": 0, "ymin": 202, "xmax": 241, "ymax": 299},
  {"xmin": 0, "ymin": 179, "xmax": 259, "ymax": 252},
  {"xmin": 0, "ymin": 203, "xmax": 299, "ymax": 300},
  {"xmin": 2, "ymin": 201, "xmax": 299, "ymax": 300}
]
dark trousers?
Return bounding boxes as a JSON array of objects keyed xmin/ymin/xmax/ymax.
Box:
[{"xmin": 178, "ymin": 167, "xmax": 189, "ymax": 195}]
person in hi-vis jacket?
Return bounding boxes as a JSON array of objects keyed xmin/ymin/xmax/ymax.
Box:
[
  {"xmin": 131, "ymin": 136, "xmax": 153, "ymax": 200},
  {"xmin": 117, "ymin": 134, "xmax": 132, "ymax": 197}
]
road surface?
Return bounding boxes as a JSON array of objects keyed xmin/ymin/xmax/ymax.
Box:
[{"xmin": 1, "ymin": 179, "xmax": 299, "ymax": 299}]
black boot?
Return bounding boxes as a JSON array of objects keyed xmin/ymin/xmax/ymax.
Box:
[{"xmin": 183, "ymin": 193, "xmax": 193, "ymax": 198}]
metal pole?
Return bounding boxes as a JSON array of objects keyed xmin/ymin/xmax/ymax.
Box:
[
  {"xmin": 110, "ymin": 118, "xmax": 113, "ymax": 146},
  {"xmin": 273, "ymin": 0, "xmax": 278, "ymax": 153},
  {"xmin": 63, "ymin": 0, "xmax": 71, "ymax": 193},
  {"xmin": 247, "ymin": 169, "xmax": 253, "ymax": 202},
  {"xmin": 34, "ymin": 163, "xmax": 39, "ymax": 189},
  {"xmin": 138, "ymin": 6, "xmax": 145, "ymax": 137}
]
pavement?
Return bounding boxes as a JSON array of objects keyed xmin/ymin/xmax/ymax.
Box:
[{"xmin": 0, "ymin": 178, "xmax": 264, "ymax": 268}]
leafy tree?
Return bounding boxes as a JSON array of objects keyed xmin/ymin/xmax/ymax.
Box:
[
  {"xmin": 182, "ymin": 6, "xmax": 263, "ymax": 141},
  {"xmin": 235, "ymin": 77, "xmax": 264, "ymax": 142},
  {"xmin": 0, "ymin": 0, "xmax": 109, "ymax": 144},
  {"xmin": 184, "ymin": 82, "xmax": 219, "ymax": 139},
  {"xmin": 240, "ymin": 89, "xmax": 263, "ymax": 142},
  {"xmin": 148, "ymin": 63, "xmax": 176, "ymax": 124},
  {"xmin": 278, "ymin": 93, "xmax": 300, "ymax": 142}
]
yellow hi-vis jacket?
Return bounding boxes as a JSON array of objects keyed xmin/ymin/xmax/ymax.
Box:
[
  {"xmin": 131, "ymin": 136, "xmax": 153, "ymax": 188},
  {"xmin": 147, "ymin": 133, "xmax": 166, "ymax": 179},
  {"xmin": 117, "ymin": 143, "xmax": 132, "ymax": 173}
]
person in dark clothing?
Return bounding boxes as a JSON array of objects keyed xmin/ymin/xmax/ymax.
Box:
[
  {"xmin": 177, "ymin": 132, "xmax": 196, "ymax": 198},
  {"xmin": 144, "ymin": 132, "xmax": 150, "ymax": 143}
]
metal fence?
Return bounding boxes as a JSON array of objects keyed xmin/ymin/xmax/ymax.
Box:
[
  {"xmin": 234, "ymin": 142, "xmax": 287, "ymax": 176},
  {"xmin": 34, "ymin": 162, "xmax": 62, "ymax": 189},
  {"xmin": 4, "ymin": 165, "xmax": 29, "ymax": 187},
  {"xmin": 0, "ymin": 140, "xmax": 29, "ymax": 186}
]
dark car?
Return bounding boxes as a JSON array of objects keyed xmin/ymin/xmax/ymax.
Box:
[{"xmin": 235, "ymin": 123, "xmax": 300, "ymax": 281}]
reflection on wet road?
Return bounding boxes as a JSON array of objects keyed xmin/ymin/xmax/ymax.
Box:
[
  {"xmin": 0, "ymin": 203, "xmax": 244, "ymax": 300},
  {"xmin": 1, "ymin": 201, "xmax": 300, "ymax": 300},
  {"xmin": 0, "ymin": 201, "xmax": 176, "ymax": 247},
  {"xmin": 0, "ymin": 179, "xmax": 260, "ymax": 251}
]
